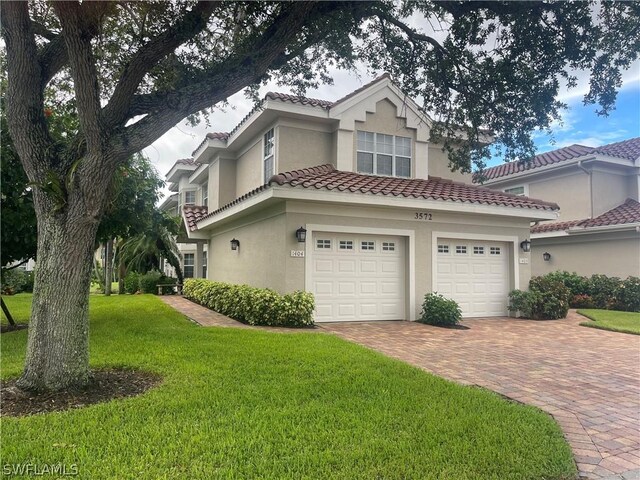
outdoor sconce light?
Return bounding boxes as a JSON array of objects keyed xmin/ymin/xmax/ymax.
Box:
[
  {"xmin": 519, "ymin": 239, "xmax": 531, "ymax": 252},
  {"xmin": 543, "ymin": 252, "xmax": 551, "ymax": 261},
  {"xmin": 295, "ymin": 226, "xmax": 307, "ymax": 243},
  {"xmin": 230, "ymin": 238, "xmax": 240, "ymax": 251}
]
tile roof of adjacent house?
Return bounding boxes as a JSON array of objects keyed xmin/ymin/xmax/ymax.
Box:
[
  {"xmin": 480, "ymin": 137, "xmax": 640, "ymax": 181},
  {"xmin": 165, "ymin": 158, "xmax": 198, "ymax": 177},
  {"xmin": 192, "ymin": 165, "xmax": 559, "ymax": 229},
  {"xmin": 531, "ymin": 198, "xmax": 640, "ymax": 233},
  {"xmin": 182, "ymin": 205, "xmax": 208, "ymax": 232},
  {"xmin": 592, "ymin": 137, "xmax": 640, "ymax": 161}
]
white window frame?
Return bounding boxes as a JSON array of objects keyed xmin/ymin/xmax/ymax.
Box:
[
  {"xmin": 183, "ymin": 253, "xmax": 195, "ymax": 278},
  {"xmin": 202, "ymin": 183, "xmax": 208, "ymax": 207},
  {"xmin": 263, "ymin": 128, "xmax": 275, "ymax": 184},
  {"xmin": 184, "ymin": 190, "xmax": 196, "ymax": 205},
  {"xmin": 356, "ymin": 130, "xmax": 412, "ymax": 178},
  {"xmin": 504, "ymin": 185, "xmax": 528, "ymax": 196}
]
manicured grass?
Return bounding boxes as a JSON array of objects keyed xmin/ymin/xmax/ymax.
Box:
[
  {"xmin": 90, "ymin": 282, "xmax": 120, "ymax": 294},
  {"xmin": 1, "ymin": 295, "xmax": 576, "ymax": 479},
  {"xmin": 578, "ymin": 309, "xmax": 640, "ymax": 335}
]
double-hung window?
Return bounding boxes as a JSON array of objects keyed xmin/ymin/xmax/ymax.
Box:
[
  {"xmin": 184, "ymin": 190, "xmax": 196, "ymax": 205},
  {"xmin": 263, "ymin": 128, "xmax": 275, "ymax": 184},
  {"xmin": 183, "ymin": 253, "xmax": 194, "ymax": 278},
  {"xmin": 357, "ymin": 131, "xmax": 412, "ymax": 178},
  {"xmin": 202, "ymin": 183, "xmax": 208, "ymax": 207}
]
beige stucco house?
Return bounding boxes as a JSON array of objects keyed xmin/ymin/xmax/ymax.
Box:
[
  {"xmin": 478, "ymin": 139, "xmax": 640, "ymax": 278},
  {"xmin": 167, "ymin": 75, "xmax": 560, "ymax": 322}
]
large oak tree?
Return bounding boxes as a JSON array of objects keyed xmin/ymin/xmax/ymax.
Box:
[{"xmin": 2, "ymin": 1, "xmax": 638, "ymax": 391}]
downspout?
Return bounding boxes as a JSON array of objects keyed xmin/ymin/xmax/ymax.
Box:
[{"xmin": 577, "ymin": 160, "xmax": 593, "ymax": 218}]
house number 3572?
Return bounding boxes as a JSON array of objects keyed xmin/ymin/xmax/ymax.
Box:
[{"xmin": 414, "ymin": 212, "xmax": 433, "ymax": 220}]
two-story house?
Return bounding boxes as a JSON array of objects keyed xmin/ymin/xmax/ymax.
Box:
[
  {"xmin": 478, "ymin": 139, "xmax": 640, "ymax": 278},
  {"xmin": 171, "ymin": 74, "xmax": 559, "ymax": 322},
  {"xmin": 159, "ymin": 158, "xmax": 208, "ymax": 279}
]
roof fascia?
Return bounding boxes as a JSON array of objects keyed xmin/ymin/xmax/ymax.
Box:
[
  {"xmin": 195, "ymin": 185, "xmax": 557, "ymax": 229},
  {"xmin": 567, "ymin": 222, "xmax": 640, "ymax": 235},
  {"xmin": 189, "ymin": 163, "xmax": 209, "ymax": 184}
]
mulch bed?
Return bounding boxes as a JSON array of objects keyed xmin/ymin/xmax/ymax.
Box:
[
  {"xmin": 0, "ymin": 324, "xmax": 28, "ymax": 334},
  {"xmin": 1, "ymin": 369, "xmax": 161, "ymax": 417}
]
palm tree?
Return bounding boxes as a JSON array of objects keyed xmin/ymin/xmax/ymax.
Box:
[{"xmin": 117, "ymin": 210, "xmax": 183, "ymax": 285}]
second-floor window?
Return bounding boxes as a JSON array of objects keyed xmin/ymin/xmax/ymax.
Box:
[
  {"xmin": 263, "ymin": 128, "xmax": 275, "ymax": 184},
  {"xmin": 504, "ymin": 186, "xmax": 525, "ymax": 196},
  {"xmin": 202, "ymin": 183, "xmax": 208, "ymax": 207},
  {"xmin": 184, "ymin": 190, "xmax": 196, "ymax": 205},
  {"xmin": 357, "ymin": 131, "xmax": 412, "ymax": 178}
]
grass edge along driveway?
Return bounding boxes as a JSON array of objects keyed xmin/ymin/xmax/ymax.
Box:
[
  {"xmin": 1, "ymin": 294, "xmax": 576, "ymax": 480},
  {"xmin": 578, "ymin": 308, "xmax": 640, "ymax": 335}
]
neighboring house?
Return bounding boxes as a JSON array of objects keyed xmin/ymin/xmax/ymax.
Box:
[
  {"xmin": 478, "ymin": 138, "xmax": 640, "ymax": 278},
  {"xmin": 159, "ymin": 159, "xmax": 208, "ymax": 279},
  {"xmin": 171, "ymin": 74, "xmax": 559, "ymax": 321}
]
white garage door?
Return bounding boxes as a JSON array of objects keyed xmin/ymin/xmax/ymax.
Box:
[
  {"xmin": 311, "ymin": 232, "xmax": 405, "ymax": 322},
  {"xmin": 435, "ymin": 239, "xmax": 510, "ymax": 317}
]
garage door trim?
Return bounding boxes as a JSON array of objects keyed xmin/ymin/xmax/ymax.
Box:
[
  {"xmin": 305, "ymin": 224, "xmax": 416, "ymax": 321},
  {"xmin": 431, "ymin": 232, "xmax": 521, "ymax": 312}
]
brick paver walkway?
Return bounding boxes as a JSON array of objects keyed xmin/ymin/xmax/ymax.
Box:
[{"xmin": 321, "ymin": 312, "xmax": 640, "ymax": 480}]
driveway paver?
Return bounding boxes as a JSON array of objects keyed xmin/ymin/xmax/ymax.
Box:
[{"xmin": 321, "ymin": 311, "xmax": 640, "ymax": 480}]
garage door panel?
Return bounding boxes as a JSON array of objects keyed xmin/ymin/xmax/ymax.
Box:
[
  {"xmin": 436, "ymin": 239, "xmax": 509, "ymax": 317},
  {"xmin": 312, "ymin": 233, "xmax": 405, "ymax": 322}
]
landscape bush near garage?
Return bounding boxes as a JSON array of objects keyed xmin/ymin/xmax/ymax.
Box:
[
  {"xmin": 418, "ymin": 293, "xmax": 462, "ymax": 326},
  {"xmin": 183, "ymin": 279, "xmax": 315, "ymax": 327},
  {"xmin": 509, "ymin": 272, "xmax": 640, "ymax": 319},
  {"xmin": 544, "ymin": 272, "xmax": 640, "ymax": 312}
]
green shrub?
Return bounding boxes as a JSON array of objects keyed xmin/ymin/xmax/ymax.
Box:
[
  {"xmin": 571, "ymin": 294, "xmax": 595, "ymax": 309},
  {"xmin": 1, "ymin": 268, "xmax": 29, "ymax": 294},
  {"xmin": 509, "ymin": 276, "xmax": 570, "ymax": 320},
  {"xmin": 123, "ymin": 271, "xmax": 140, "ymax": 294},
  {"xmin": 138, "ymin": 270, "xmax": 163, "ymax": 294},
  {"xmin": 544, "ymin": 271, "xmax": 589, "ymax": 297},
  {"xmin": 418, "ymin": 293, "xmax": 462, "ymax": 326},
  {"xmin": 586, "ymin": 274, "xmax": 621, "ymax": 308},
  {"xmin": 183, "ymin": 279, "xmax": 315, "ymax": 327},
  {"xmin": 614, "ymin": 277, "xmax": 640, "ymax": 312}
]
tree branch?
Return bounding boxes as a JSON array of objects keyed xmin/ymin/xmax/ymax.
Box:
[
  {"xmin": 112, "ymin": 1, "xmax": 339, "ymax": 157},
  {"xmin": 1, "ymin": 1, "xmax": 54, "ymax": 182},
  {"xmin": 39, "ymin": 35, "xmax": 68, "ymax": 88},
  {"xmin": 53, "ymin": 2, "xmax": 111, "ymax": 155},
  {"xmin": 103, "ymin": 1, "xmax": 218, "ymax": 130},
  {"xmin": 31, "ymin": 20, "xmax": 57, "ymax": 40}
]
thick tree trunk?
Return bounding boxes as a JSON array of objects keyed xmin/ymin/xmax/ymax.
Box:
[
  {"xmin": 16, "ymin": 205, "xmax": 100, "ymax": 392},
  {"xmin": 104, "ymin": 238, "xmax": 113, "ymax": 296}
]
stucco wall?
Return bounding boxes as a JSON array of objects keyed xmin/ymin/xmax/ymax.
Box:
[
  {"xmin": 532, "ymin": 232, "xmax": 640, "ymax": 278},
  {"xmin": 427, "ymin": 145, "xmax": 473, "ymax": 184},
  {"xmin": 527, "ymin": 171, "xmax": 591, "ymax": 221},
  {"xmin": 591, "ymin": 170, "xmax": 633, "ymax": 217},
  {"xmin": 207, "ymin": 205, "xmax": 288, "ymax": 291},
  {"xmin": 202, "ymin": 198, "xmax": 533, "ymax": 319},
  {"xmin": 278, "ymin": 126, "xmax": 333, "ymax": 173},
  {"xmin": 235, "ymin": 138, "xmax": 263, "ymax": 197}
]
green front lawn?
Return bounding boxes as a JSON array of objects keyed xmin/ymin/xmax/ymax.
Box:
[
  {"xmin": 578, "ymin": 309, "xmax": 640, "ymax": 335},
  {"xmin": 1, "ymin": 295, "xmax": 576, "ymax": 479}
]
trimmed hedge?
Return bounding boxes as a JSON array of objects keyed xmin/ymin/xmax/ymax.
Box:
[
  {"xmin": 183, "ymin": 279, "xmax": 315, "ymax": 327},
  {"xmin": 540, "ymin": 271, "xmax": 640, "ymax": 312}
]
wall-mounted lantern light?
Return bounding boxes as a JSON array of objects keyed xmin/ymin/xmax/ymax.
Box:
[
  {"xmin": 295, "ymin": 226, "xmax": 307, "ymax": 243},
  {"xmin": 519, "ymin": 239, "xmax": 531, "ymax": 252},
  {"xmin": 543, "ymin": 252, "xmax": 551, "ymax": 261},
  {"xmin": 230, "ymin": 238, "xmax": 240, "ymax": 251}
]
